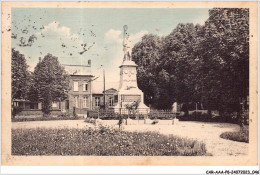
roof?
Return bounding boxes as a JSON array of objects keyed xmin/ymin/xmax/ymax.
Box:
[
  {"xmin": 92, "ymin": 81, "xmax": 119, "ymax": 94},
  {"xmin": 64, "ymin": 65, "xmax": 92, "ymax": 76}
]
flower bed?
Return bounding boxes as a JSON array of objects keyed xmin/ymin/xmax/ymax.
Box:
[
  {"xmin": 12, "ymin": 126, "xmax": 208, "ymax": 156},
  {"xmin": 12, "ymin": 113, "xmax": 81, "ymax": 122}
]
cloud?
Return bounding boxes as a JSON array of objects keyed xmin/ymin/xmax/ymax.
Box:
[
  {"xmin": 40, "ymin": 21, "xmax": 71, "ymax": 37},
  {"xmin": 101, "ymin": 29, "xmax": 148, "ymax": 83},
  {"xmin": 16, "ymin": 21, "xmax": 95, "ymax": 71},
  {"xmin": 104, "ymin": 29, "xmax": 122, "ymax": 44}
]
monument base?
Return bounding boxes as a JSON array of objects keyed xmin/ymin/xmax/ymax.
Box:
[{"xmin": 114, "ymin": 85, "xmax": 150, "ymax": 114}]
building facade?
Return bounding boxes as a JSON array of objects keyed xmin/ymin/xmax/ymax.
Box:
[
  {"xmin": 15, "ymin": 64, "xmax": 119, "ymax": 116},
  {"xmin": 92, "ymin": 88, "xmax": 118, "ymax": 110},
  {"xmin": 63, "ymin": 74, "xmax": 94, "ymax": 115}
]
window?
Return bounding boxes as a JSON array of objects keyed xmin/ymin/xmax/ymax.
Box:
[
  {"xmin": 95, "ymin": 97, "xmax": 100, "ymax": 107},
  {"xmin": 66, "ymin": 100, "xmax": 69, "ymax": 110},
  {"xmin": 83, "ymin": 96, "xmax": 88, "ymax": 108},
  {"xmin": 52, "ymin": 102, "xmax": 58, "ymax": 108},
  {"xmin": 30, "ymin": 103, "xmax": 35, "ymax": 109},
  {"xmin": 109, "ymin": 97, "xmax": 114, "ymax": 107},
  {"xmin": 74, "ymin": 96, "xmax": 79, "ymax": 108},
  {"xmin": 114, "ymin": 95, "xmax": 118, "ymax": 103},
  {"xmin": 83, "ymin": 83, "xmax": 88, "ymax": 91},
  {"xmin": 73, "ymin": 82, "xmax": 78, "ymax": 91},
  {"xmin": 14, "ymin": 101, "xmax": 18, "ymax": 107}
]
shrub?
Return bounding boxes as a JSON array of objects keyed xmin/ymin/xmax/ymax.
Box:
[
  {"xmin": 178, "ymin": 111, "xmax": 244, "ymax": 124},
  {"xmin": 84, "ymin": 118, "xmax": 96, "ymax": 125},
  {"xmin": 220, "ymin": 126, "xmax": 249, "ymax": 143},
  {"xmin": 88, "ymin": 109, "xmax": 174, "ymax": 120},
  {"xmin": 12, "ymin": 106, "xmax": 23, "ymax": 118},
  {"xmin": 148, "ymin": 110, "xmax": 175, "ymax": 120},
  {"xmin": 57, "ymin": 113, "xmax": 70, "ymax": 118},
  {"xmin": 12, "ymin": 126, "xmax": 208, "ymax": 156},
  {"xmin": 12, "ymin": 115, "xmax": 80, "ymax": 122}
]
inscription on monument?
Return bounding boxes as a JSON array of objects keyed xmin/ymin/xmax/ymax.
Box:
[{"xmin": 122, "ymin": 95, "xmax": 141, "ymax": 102}]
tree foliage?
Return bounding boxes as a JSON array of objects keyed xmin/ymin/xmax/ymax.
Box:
[
  {"xmin": 132, "ymin": 8, "xmax": 249, "ymax": 115},
  {"xmin": 11, "ymin": 48, "xmax": 31, "ymax": 101},
  {"xmin": 11, "ymin": 48, "xmax": 31, "ymax": 118},
  {"xmin": 200, "ymin": 8, "xmax": 249, "ymax": 113},
  {"xmin": 30, "ymin": 54, "xmax": 70, "ymax": 116}
]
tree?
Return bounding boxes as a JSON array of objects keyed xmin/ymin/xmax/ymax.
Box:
[
  {"xmin": 125, "ymin": 100, "xmax": 140, "ymax": 124},
  {"xmin": 132, "ymin": 8, "xmax": 249, "ymax": 118},
  {"xmin": 11, "ymin": 48, "xmax": 31, "ymax": 118},
  {"xmin": 199, "ymin": 8, "xmax": 249, "ymax": 115},
  {"xmin": 31, "ymin": 54, "xmax": 70, "ymax": 117},
  {"xmin": 162, "ymin": 23, "xmax": 203, "ymax": 105},
  {"xmin": 132, "ymin": 34, "xmax": 166, "ymax": 108}
]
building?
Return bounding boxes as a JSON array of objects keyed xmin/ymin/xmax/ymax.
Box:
[
  {"xmin": 65, "ymin": 74, "xmax": 94, "ymax": 115},
  {"xmin": 14, "ymin": 63, "xmax": 120, "ymax": 117},
  {"xmin": 92, "ymin": 81, "xmax": 119, "ymax": 110}
]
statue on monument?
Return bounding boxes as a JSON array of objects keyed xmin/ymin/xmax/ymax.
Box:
[
  {"xmin": 114, "ymin": 25, "xmax": 150, "ymax": 114},
  {"xmin": 123, "ymin": 25, "xmax": 131, "ymax": 61}
]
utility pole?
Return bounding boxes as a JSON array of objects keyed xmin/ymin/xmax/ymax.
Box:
[{"xmin": 103, "ymin": 68, "xmax": 106, "ymax": 108}]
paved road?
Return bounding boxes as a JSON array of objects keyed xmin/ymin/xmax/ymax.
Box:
[{"xmin": 12, "ymin": 119, "xmax": 248, "ymax": 156}]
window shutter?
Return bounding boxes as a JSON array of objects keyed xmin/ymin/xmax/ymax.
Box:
[{"xmin": 74, "ymin": 82, "xmax": 78, "ymax": 91}]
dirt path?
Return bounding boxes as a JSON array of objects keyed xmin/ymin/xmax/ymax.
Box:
[
  {"xmin": 121, "ymin": 121, "xmax": 248, "ymax": 156},
  {"xmin": 12, "ymin": 119, "xmax": 248, "ymax": 156}
]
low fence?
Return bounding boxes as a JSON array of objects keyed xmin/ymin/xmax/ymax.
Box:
[{"xmin": 88, "ymin": 108, "xmax": 176, "ymax": 120}]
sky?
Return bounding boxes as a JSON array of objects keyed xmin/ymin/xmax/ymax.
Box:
[{"xmin": 11, "ymin": 8, "xmax": 210, "ymax": 83}]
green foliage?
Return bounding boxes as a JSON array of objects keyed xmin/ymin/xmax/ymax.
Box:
[
  {"xmin": 11, "ymin": 48, "xmax": 31, "ymax": 101},
  {"xmin": 125, "ymin": 100, "xmax": 140, "ymax": 114},
  {"xmin": 131, "ymin": 8, "xmax": 249, "ymax": 117},
  {"xmin": 178, "ymin": 112, "xmax": 239, "ymax": 123},
  {"xmin": 12, "ymin": 115, "xmax": 79, "ymax": 122},
  {"xmin": 11, "ymin": 106, "xmax": 24, "ymax": 118},
  {"xmin": 132, "ymin": 34, "xmax": 166, "ymax": 108},
  {"xmin": 84, "ymin": 118, "xmax": 96, "ymax": 125},
  {"xmin": 11, "ymin": 49, "xmax": 32, "ymax": 118},
  {"xmin": 30, "ymin": 54, "xmax": 70, "ymax": 116},
  {"xmin": 199, "ymin": 8, "xmax": 249, "ymax": 112},
  {"xmin": 220, "ymin": 126, "xmax": 249, "ymax": 143},
  {"xmin": 12, "ymin": 126, "xmax": 208, "ymax": 156}
]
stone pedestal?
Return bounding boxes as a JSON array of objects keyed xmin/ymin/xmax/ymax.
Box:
[
  {"xmin": 114, "ymin": 60, "xmax": 149, "ymax": 114},
  {"xmin": 114, "ymin": 26, "xmax": 149, "ymax": 114}
]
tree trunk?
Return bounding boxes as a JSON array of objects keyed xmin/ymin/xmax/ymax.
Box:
[{"xmin": 42, "ymin": 99, "xmax": 51, "ymax": 117}]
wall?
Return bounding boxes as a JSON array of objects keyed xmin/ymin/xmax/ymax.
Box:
[
  {"xmin": 68, "ymin": 75, "xmax": 93, "ymax": 114},
  {"xmin": 92, "ymin": 91, "xmax": 118, "ymax": 110}
]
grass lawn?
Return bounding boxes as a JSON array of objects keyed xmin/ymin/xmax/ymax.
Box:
[
  {"xmin": 12, "ymin": 125, "xmax": 208, "ymax": 156},
  {"xmin": 220, "ymin": 126, "xmax": 249, "ymax": 143}
]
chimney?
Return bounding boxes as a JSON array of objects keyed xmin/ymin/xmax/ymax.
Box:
[
  {"xmin": 88, "ymin": 59, "xmax": 91, "ymax": 66},
  {"xmin": 39, "ymin": 57, "xmax": 41, "ymax": 62}
]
